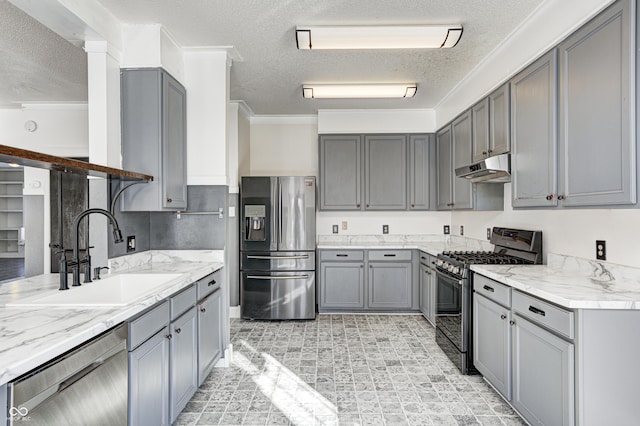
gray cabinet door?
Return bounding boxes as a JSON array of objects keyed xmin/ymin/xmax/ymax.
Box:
[
  {"xmin": 364, "ymin": 135, "xmax": 407, "ymax": 210},
  {"xmin": 319, "ymin": 135, "xmax": 362, "ymax": 210},
  {"xmin": 162, "ymin": 72, "xmax": 188, "ymax": 209},
  {"xmin": 368, "ymin": 262, "xmax": 412, "ymax": 309},
  {"xmin": 471, "ymin": 98, "xmax": 490, "ymax": 163},
  {"xmin": 489, "ymin": 83, "xmax": 510, "ymax": 157},
  {"xmin": 419, "ymin": 262, "xmax": 436, "ymax": 325},
  {"xmin": 452, "ymin": 111, "xmax": 473, "ymax": 209},
  {"xmin": 319, "ymin": 261, "xmax": 365, "ymax": 309},
  {"xmin": 121, "ymin": 68, "xmax": 187, "ymax": 211},
  {"xmin": 473, "ymin": 294, "xmax": 511, "ymax": 399},
  {"xmin": 169, "ymin": 307, "xmax": 198, "ymax": 424},
  {"xmin": 436, "ymin": 125, "xmax": 453, "ymax": 210},
  {"xmin": 510, "ymin": 50, "xmax": 558, "ymax": 208},
  {"xmin": 197, "ymin": 289, "xmax": 222, "ymax": 386},
  {"xmin": 558, "ymin": 0, "xmax": 635, "ymax": 206},
  {"xmin": 512, "ymin": 315, "xmax": 574, "ymax": 426},
  {"xmin": 128, "ymin": 327, "xmax": 170, "ymax": 426},
  {"xmin": 408, "ymin": 134, "xmax": 432, "ymax": 210}
]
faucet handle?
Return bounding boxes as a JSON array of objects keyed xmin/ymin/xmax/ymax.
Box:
[{"xmin": 93, "ymin": 266, "xmax": 109, "ymax": 280}]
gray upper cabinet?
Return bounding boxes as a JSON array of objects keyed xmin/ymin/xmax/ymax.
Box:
[
  {"xmin": 121, "ymin": 68, "xmax": 187, "ymax": 211},
  {"xmin": 452, "ymin": 111, "xmax": 474, "ymax": 209},
  {"xmin": 436, "ymin": 125, "xmax": 453, "ymax": 210},
  {"xmin": 408, "ymin": 134, "xmax": 432, "ymax": 210},
  {"xmin": 364, "ymin": 135, "xmax": 407, "ymax": 210},
  {"xmin": 319, "ymin": 135, "xmax": 362, "ymax": 210},
  {"xmin": 471, "ymin": 98, "xmax": 490, "ymax": 163},
  {"xmin": 558, "ymin": 0, "xmax": 635, "ymax": 206},
  {"xmin": 511, "ymin": 50, "xmax": 558, "ymax": 208},
  {"xmin": 489, "ymin": 83, "xmax": 511, "ymax": 158}
]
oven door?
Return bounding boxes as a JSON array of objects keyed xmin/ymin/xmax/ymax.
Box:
[{"xmin": 435, "ymin": 268, "xmax": 466, "ymax": 352}]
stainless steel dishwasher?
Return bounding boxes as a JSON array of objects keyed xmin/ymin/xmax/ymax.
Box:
[{"xmin": 7, "ymin": 324, "xmax": 128, "ymax": 425}]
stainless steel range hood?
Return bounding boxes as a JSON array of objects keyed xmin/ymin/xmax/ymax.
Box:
[{"xmin": 455, "ymin": 153, "xmax": 510, "ymax": 183}]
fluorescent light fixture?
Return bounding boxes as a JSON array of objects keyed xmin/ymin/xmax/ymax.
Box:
[
  {"xmin": 302, "ymin": 84, "xmax": 417, "ymax": 99},
  {"xmin": 296, "ymin": 25, "xmax": 462, "ymax": 50}
]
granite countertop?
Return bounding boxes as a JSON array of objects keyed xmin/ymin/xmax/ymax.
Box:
[
  {"xmin": 0, "ymin": 250, "xmax": 223, "ymax": 386},
  {"xmin": 316, "ymin": 234, "xmax": 493, "ymax": 256},
  {"xmin": 471, "ymin": 253, "xmax": 640, "ymax": 310}
]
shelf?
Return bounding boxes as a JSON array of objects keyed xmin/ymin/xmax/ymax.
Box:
[{"xmin": 0, "ymin": 145, "xmax": 154, "ymax": 182}]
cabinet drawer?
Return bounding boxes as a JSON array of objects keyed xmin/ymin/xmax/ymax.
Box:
[
  {"xmin": 419, "ymin": 252, "xmax": 434, "ymax": 267},
  {"xmin": 170, "ymin": 285, "xmax": 196, "ymax": 321},
  {"xmin": 368, "ymin": 250, "xmax": 412, "ymax": 261},
  {"xmin": 513, "ymin": 290, "xmax": 574, "ymax": 339},
  {"xmin": 319, "ymin": 250, "xmax": 364, "ymax": 261},
  {"xmin": 128, "ymin": 300, "xmax": 170, "ymax": 350},
  {"xmin": 196, "ymin": 270, "xmax": 222, "ymax": 301},
  {"xmin": 473, "ymin": 274, "xmax": 511, "ymax": 307}
]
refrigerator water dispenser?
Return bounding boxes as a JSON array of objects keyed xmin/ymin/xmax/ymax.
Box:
[{"xmin": 244, "ymin": 205, "xmax": 266, "ymax": 241}]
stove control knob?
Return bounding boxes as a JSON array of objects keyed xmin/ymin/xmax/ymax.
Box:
[
  {"xmin": 448, "ymin": 264, "xmax": 455, "ymax": 272},
  {"xmin": 436, "ymin": 259, "xmax": 443, "ymax": 267},
  {"xmin": 452, "ymin": 266, "xmax": 460, "ymax": 275}
]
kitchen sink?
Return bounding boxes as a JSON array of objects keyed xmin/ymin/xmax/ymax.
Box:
[{"xmin": 7, "ymin": 274, "xmax": 182, "ymax": 307}]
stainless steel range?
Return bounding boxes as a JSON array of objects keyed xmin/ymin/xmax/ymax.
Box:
[{"xmin": 434, "ymin": 227, "xmax": 543, "ymax": 374}]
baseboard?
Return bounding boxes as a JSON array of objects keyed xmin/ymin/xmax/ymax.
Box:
[
  {"xmin": 229, "ymin": 305, "xmax": 240, "ymax": 318},
  {"xmin": 215, "ymin": 344, "xmax": 233, "ymax": 368}
]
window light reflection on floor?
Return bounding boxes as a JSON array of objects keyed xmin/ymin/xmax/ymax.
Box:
[{"xmin": 234, "ymin": 340, "xmax": 341, "ymax": 425}]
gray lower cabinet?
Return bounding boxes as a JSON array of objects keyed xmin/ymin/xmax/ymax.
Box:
[
  {"xmin": 318, "ymin": 249, "xmax": 417, "ymax": 312},
  {"xmin": 557, "ymin": 0, "xmax": 635, "ymax": 206},
  {"xmin": 473, "ymin": 293, "xmax": 511, "ymax": 399},
  {"xmin": 408, "ymin": 134, "xmax": 432, "ymax": 210},
  {"xmin": 368, "ymin": 261, "xmax": 412, "ymax": 309},
  {"xmin": 128, "ymin": 328, "xmax": 170, "ymax": 426},
  {"xmin": 197, "ymin": 288, "xmax": 222, "ymax": 385},
  {"xmin": 319, "ymin": 261, "xmax": 365, "ymax": 309},
  {"xmin": 319, "ymin": 135, "xmax": 362, "ymax": 210},
  {"xmin": 364, "ymin": 135, "xmax": 407, "ymax": 210},
  {"xmin": 418, "ymin": 252, "xmax": 436, "ymax": 326},
  {"xmin": 169, "ymin": 306, "xmax": 198, "ymax": 424},
  {"xmin": 512, "ymin": 313, "xmax": 574, "ymax": 426},
  {"xmin": 510, "ymin": 49, "xmax": 558, "ymax": 208},
  {"xmin": 0, "ymin": 383, "xmax": 6, "ymax": 424},
  {"xmin": 121, "ymin": 68, "xmax": 187, "ymax": 211}
]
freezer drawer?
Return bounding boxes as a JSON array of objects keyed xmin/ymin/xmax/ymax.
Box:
[
  {"xmin": 241, "ymin": 271, "xmax": 316, "ymax": 320},
  {"xmin": 241, "ymin": 251, "xmax": 315, "ymax": 271}
]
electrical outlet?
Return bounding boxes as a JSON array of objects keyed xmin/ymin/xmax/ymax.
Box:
[
  {"xmin": 596, "ymin": 240, "xmax": 606, "ymax": 260},
  {"xmin": 460, "ymin": 225, "xmax": 464, "ymax": 236},
  {"xmin": 332, "ymin": 225, "xmax": 339, "ymax": 234},
  {"xmin": 341, "ymin": 221, "xmax": 348, "ymax": 230},
  {"xmin": 444, "ymin": 225, "xmax": 450, "ymax": 235},
  {"xmin": 382, "ymin": 225, "xmax": 389, "ymax": 234},
  {"xmin": 487, "ymin": 228, "xmax": 492, "ymax": 240},
  {"xmin": 127, "ymin": 235, "xmax": 136, "ymax": 253}
]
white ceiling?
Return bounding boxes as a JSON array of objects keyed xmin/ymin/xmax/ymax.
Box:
[{"xmin": 1, "ymin": 0, "xmax": 545, "ymax": 114}]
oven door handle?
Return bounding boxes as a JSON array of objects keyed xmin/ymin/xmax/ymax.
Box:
[
  {"xmin": 435, "ymin": 269, "xmax": 463, "ymax": 285},
  {"xmin": 247, "ymin": 275, "xmax": 310, "ymax": 280}
]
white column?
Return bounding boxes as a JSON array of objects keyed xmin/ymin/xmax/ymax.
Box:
[{"xmin": 85, "ymin": 40, "xmax": 122, "ymax": 269}]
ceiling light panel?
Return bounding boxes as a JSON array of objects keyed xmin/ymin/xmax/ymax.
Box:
[
  {"xmin": 296, "ymin": 25, "xmax": 463, "ymax": 49},
  {"xmin": 302, "ymin": 84, "xmax": 417, "ymax": 99}
]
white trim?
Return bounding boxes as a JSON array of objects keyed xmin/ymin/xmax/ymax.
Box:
[
  {"xmin": 214, "ymin": 344, "xmax": 233, "ymax": 368},
  {"xmin": 183, "ymin": 46, "xmax": 244, "ymax": 62},
  {"xmin": 250, "ymin": 115, "xmax": 318, "ymax": 125},
  {"xmin": 229, "ymin": 305, "xmax": 241, "ymax": 318},
  {"xmin": 231, "ymin": 100, "xmax": 254, "ymax": 117},
  {"xmin": 187, "ymin": 176, "xmax": 228, "ymax": 186},
  {"xmin": 228, "ymin": 186, "xmax": 239, "ymax": 194}
]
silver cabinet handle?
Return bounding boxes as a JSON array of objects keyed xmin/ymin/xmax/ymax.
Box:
[
  {"xmin": 247, "ymin": 255, "xmax": 309, "ymax": 260},
  {"xmin": 247, "ymin": 275, "xmax": 310, "ymax": 280}
]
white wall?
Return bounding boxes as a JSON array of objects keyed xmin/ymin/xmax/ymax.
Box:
[
  {"xmin": 0, "ymin": 104, "xmax": 89, "ymax": 157},
  {"xmin": 249, "ymin": 116, "xmax": 318, "ymax": 176},
  {"xmin": 317, "ymin": 211, "xmax": 450, "ymax": 237},
  {"xmin": 318, "ymin": 109, "xmax": 436, "ymax": 133},
  {"xmin": 451, "ymin": 184, "xmax": 640, "ymax": 268}
]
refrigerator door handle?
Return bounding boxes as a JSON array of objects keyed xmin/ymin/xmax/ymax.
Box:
[
  {"xmin": 247, "ymin": 255, "xmax": 310, "ymax": 260},
  {"xmin": 278, "ymin": 181, "xmax": 283, "ymax": 247},
  {"xmin": 247, "ymin": 275, "xmax": 311, "ymax": 280}
]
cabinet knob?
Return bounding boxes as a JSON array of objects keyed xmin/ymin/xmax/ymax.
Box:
[
  {"xmin": 411, "ymin": 204, "xmax": 415, "ymax": 207},
  {"xmin": 557, "ymin": 194, "xmax": 566, "ymax": 200},
  {"xmin": 509, "ymin": 320, "xmax": 515, "ymax": 326},
  {"xmin": 366, "ymin": 204, "xmax": 369, "ymax": 208},
  {"xmin": 356, "ymin": 203, "xmax": 361, "ymax": 208},
  {"xmin": 500, "ymin": 314, "xmax": 507, "ymax": 320},
  {"xmin": 165, "ymin": 334, "xmax": 172, "ymax": 340},
  {"xmin": 482, "ymin": 151, "xmax": 487, "ymax": 155},
  {"xmin": 200, "ymin": 307, "xmax": 206, "ymax": 313},
  {"xmin": 545, "ymin": 194, "xmax": 554, "ymax": 201},
  {"xmin": 488, "ymin": 149, "xmax": 493, "ymax": 154},
  {"xmin": 175, "ymin": 328, "xmax": 181, "ymax": 334},
  {"xmin": 167, "ymin": 198, "xmax": 173, "ymax": 203}
]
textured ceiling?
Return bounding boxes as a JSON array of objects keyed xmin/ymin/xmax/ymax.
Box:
[
  {"xmin": 1, "ymin": 0, "xmax": 545, "ymax": 114},
  {"xmin": 0, "ymin": 0, "xmax": 87, "ymax": 107}
]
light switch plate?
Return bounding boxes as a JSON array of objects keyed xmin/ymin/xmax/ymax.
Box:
[
  {"xmin": 332, "ymin": 225, "xmax": 339, "ymax": 234},
  {"xmin": 460, "ymin": 225, "xmax": 464, "ymax": 236},
  {"xmin": 444, "ymin": 225, "xmax": 450, "ymax": 235},
  {"xmin": 341, "ymin": 221, "xmax": 348, "ymax": 230},
  {"xmin": 382, "ymin": 225, "xmax": 389, "ymax": 234},
  {"xmin": 127, "ymin": 235, "xmax": 136, "ymax": 252}
]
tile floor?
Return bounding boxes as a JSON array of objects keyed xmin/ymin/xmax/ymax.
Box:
[{"xmin": 175, "ymin": 315, "xmax": 526, "ymax": 426}]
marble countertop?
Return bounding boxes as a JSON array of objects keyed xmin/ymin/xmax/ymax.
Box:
[
  {"xmin": 316, "ymin": 234, "xmax": 493, "ymax": 256},
  {"xmin": 472, "ymin": 253, "xmax": 640, "ymax": 310},
  {"xmin": 0, "ymin": 250, "xmax": 223, "ymax": 386}
]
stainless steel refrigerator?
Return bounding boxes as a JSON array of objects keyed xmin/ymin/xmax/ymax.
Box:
[{"xmin": 240, "ymin": 176, "xmax": 316, "ymax": 320}]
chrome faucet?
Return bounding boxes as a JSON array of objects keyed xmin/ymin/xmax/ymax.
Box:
[{"xmin": 65, "ymin": 208, "xmax": 124, "ymax": 289}]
